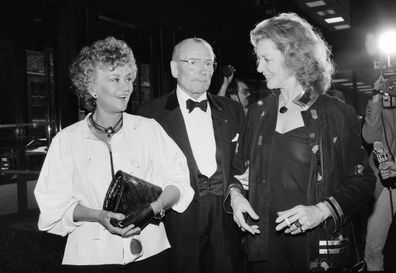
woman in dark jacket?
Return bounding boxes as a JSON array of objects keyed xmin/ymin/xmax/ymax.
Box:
[{"xmin": 227, "ymin": 12, "xmax": 375, "ymax": 272}]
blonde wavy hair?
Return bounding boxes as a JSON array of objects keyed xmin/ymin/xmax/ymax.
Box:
[
  {"xmin": 69, "ymin": 36, "xmax": 136, "ymax": 111},
  {"xmin": 250, "ymin": 13, "xmax": 334, "ymax": 94}
]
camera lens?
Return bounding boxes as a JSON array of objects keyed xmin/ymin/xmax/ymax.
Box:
[{"xmin": 384, "ymin": 76, "xmax": 396, "ymax": 96}]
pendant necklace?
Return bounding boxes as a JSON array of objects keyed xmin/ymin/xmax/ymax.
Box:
[
  {"xmin": 279, "ymin": 105, "xmax": 288, "ymax": 113},
  {"xmin": 279, "ymin": 92, "xmax": 289, "ymax": 113},
  {"xmin": 89, "ymin": 114, "xmax": 123, "ymax": 138}
]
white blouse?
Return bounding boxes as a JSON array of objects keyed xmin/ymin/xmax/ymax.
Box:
[{"xmin": 34, "ymin": 113, "xmax": 194, "ymax": 265}]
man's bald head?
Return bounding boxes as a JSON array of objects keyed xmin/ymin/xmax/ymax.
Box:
[{"xmin": 172, "ymin": 38, "xmax": 215, "ymax": 61}]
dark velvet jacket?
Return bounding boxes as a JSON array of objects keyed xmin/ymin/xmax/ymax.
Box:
[
  {"xmin": 231, "ymin": 90, "xmax": 375, "ymax": 268},
  {"xmin": 138, "ymin": 90, "xmax": 245, "ymax": 273}
]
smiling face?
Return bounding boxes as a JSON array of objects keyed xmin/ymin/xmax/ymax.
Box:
[
  {"xmin": 255, "ymin": 38, "xmax": 295, "ymax": 90},
  {"xmin": 89, "ymin": 64, "xmax": 136, "ymax": 114},
  {"xmin": 170, "ymin": 39, "xmax": 215, "ymax": 100}
]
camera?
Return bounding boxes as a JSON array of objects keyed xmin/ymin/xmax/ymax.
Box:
[
  {"xmin": 372, "ymin": 58, "xmax": 396, "ymax": 108},
  {"xmin": 366, "ymin": 32, "xmax": 396, "ymax": 108}
]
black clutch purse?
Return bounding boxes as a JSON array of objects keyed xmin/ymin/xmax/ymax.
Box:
[{"xmin": 103, "ymin": 170, "xmax": 162, "ymax": 229}]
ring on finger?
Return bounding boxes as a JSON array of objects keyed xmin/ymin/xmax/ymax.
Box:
[
  {"xmin": 284, "ymin": 217, "xmax": 291, "ymax": 227},
  {"xmin": 294, "ymin": 220, "xmax": 302, "ymax": 228}
]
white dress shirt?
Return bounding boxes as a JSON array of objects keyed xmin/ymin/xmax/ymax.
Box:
[
  {"xmin": 34, "ymin": 113, "xmax": 193, "ymax": 265},
  {"xmin": 177, "ymin": 86, "xmax": 217, "ymax": 177}
]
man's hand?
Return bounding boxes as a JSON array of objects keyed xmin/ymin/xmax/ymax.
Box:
[
  {"xmin": 217, "ymin": 68, "xmax": 234, "ymax": 96},
  {"xmin": 230, "ymin": 188, "xmax": 260, "ymax": 235}
]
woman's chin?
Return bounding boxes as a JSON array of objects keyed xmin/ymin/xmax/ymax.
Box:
[{"xmin": 267, "ymin": 83, "xmax": 277, "ymax": 90}]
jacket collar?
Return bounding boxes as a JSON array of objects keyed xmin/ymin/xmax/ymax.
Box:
[
  {"xmin": 165, "ymin": 90, "xmax": 179, "ymax": 111},
  {"xmin": 271, "ymin": 87, "xmax": 319, "ymax": 111}
]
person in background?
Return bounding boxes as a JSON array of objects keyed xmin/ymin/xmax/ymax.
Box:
[
  {"xmin": 138, "ymin": 37, "xmax": 246, "ymax": 273},
  {"xmin": 228, "ymin": 13, "xmax": 375, "ymax": 272},
  {"xmin": 363, "ymin": 76, "xmax": 396, "ymax": 271},
  {"xmin": 217, "ymin": 67, "xmax": 251, "ymax": 115},
  {"xmin": 227, "ymin": 79, "xmax": 252, "ymax": 115},
  {"xmin": 34, "ymin": 36, "xmax": 193, "ymax": 273}
]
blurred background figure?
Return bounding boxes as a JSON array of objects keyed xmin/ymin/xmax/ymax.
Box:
[
  {"xmin": 363, "ymin": 75, "xmax": 396, "ymax": 271},
  {"xmin": 226, "ymin": 79, "xmax": 251, "ymax": 115},
  {"xmin": 217, "ymin": 65, "xmax": 252, "ymax": 114}
]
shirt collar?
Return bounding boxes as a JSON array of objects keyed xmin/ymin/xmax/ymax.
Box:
[
  {"xmin": 176, "ymin": 85, "xmax": 208, "ymax": 113},
  {"xmin": 177, "ymin": 85, "xmax": 207, "ymax": 102}
]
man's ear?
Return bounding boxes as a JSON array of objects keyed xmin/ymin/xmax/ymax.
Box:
[{"xmin": 170, "ymin": 60, "xmax": 178, "ymax": 79}]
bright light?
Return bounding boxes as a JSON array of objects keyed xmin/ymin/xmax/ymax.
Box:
[
  {"xmin": 325, "ymin": 17, "xmax": 344, "ymax": 24},
  {"xmin": 334, "ymin": 24, "xmax": 350, "ymax": 30},
  {"xmin": 306, "ymin": 1, "xmax": 326, "ymax": 8},
  {"xmin": 378, "ymin": 31, "xmax": 396, "ymax": 54}
]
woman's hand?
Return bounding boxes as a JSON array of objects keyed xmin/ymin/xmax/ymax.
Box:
[
  {"xmin": 230, "ymin": 188, "xmax": 260, "ymax": 235},
  {"xmin": 99, "ymin": 210, "xmax": 141, "ymax": 238},
  {"xmin": 275, "ymin": 204, "xmax": 326, "ymax": 235}
]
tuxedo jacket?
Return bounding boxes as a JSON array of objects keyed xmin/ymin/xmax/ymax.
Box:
[{"xmin": 138, "ymin": 90, "xmax": 245, "ymax": 273}]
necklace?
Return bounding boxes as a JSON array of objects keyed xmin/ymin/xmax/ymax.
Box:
[
  {"xmin": 89, "ymin": 114, "xmax": 123, "ymax": 138},
  {"xmin": 279, "ymin": 93, "xmax": 289, "ymax": 113}
]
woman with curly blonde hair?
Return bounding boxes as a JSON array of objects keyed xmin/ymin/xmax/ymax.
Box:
[
  {"xmin": 35, "ymin": 36, "xmax": 193, "ymax": 273},
  {"xmin": 228, "ymin": 13, "xmax": 375, "ymax": 272}
]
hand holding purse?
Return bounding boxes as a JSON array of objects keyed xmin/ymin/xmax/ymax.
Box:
[{"xmin": 103, "ymin": 170, "xmax": 162, "ymax": 229}]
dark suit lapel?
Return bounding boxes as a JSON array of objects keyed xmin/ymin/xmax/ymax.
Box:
[
  {"xmin": 208, "ymin": 94, "xmax": 231, "ymax": 190},
  {"xmin": 159, "ymin": 91, "xmax": 200, "ymax": 194}
]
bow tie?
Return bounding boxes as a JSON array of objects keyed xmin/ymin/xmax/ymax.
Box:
[{"xmin": 186, "ymin": 99, "xmax": 208, "ymax": 113}]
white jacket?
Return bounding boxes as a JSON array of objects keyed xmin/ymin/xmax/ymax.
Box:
[{"xmin": 34, "ymin": 113, "xmax": 193, "ymax": 265}]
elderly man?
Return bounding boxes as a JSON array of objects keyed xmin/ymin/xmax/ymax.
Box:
[{"xmin": 138, "ymin": 38, "xmax": 245, "ymax": 273}]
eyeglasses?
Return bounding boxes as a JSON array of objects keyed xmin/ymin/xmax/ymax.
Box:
[{"xmin": 177, "ymin": 58, "xmax": 217, "ymax": 71}]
